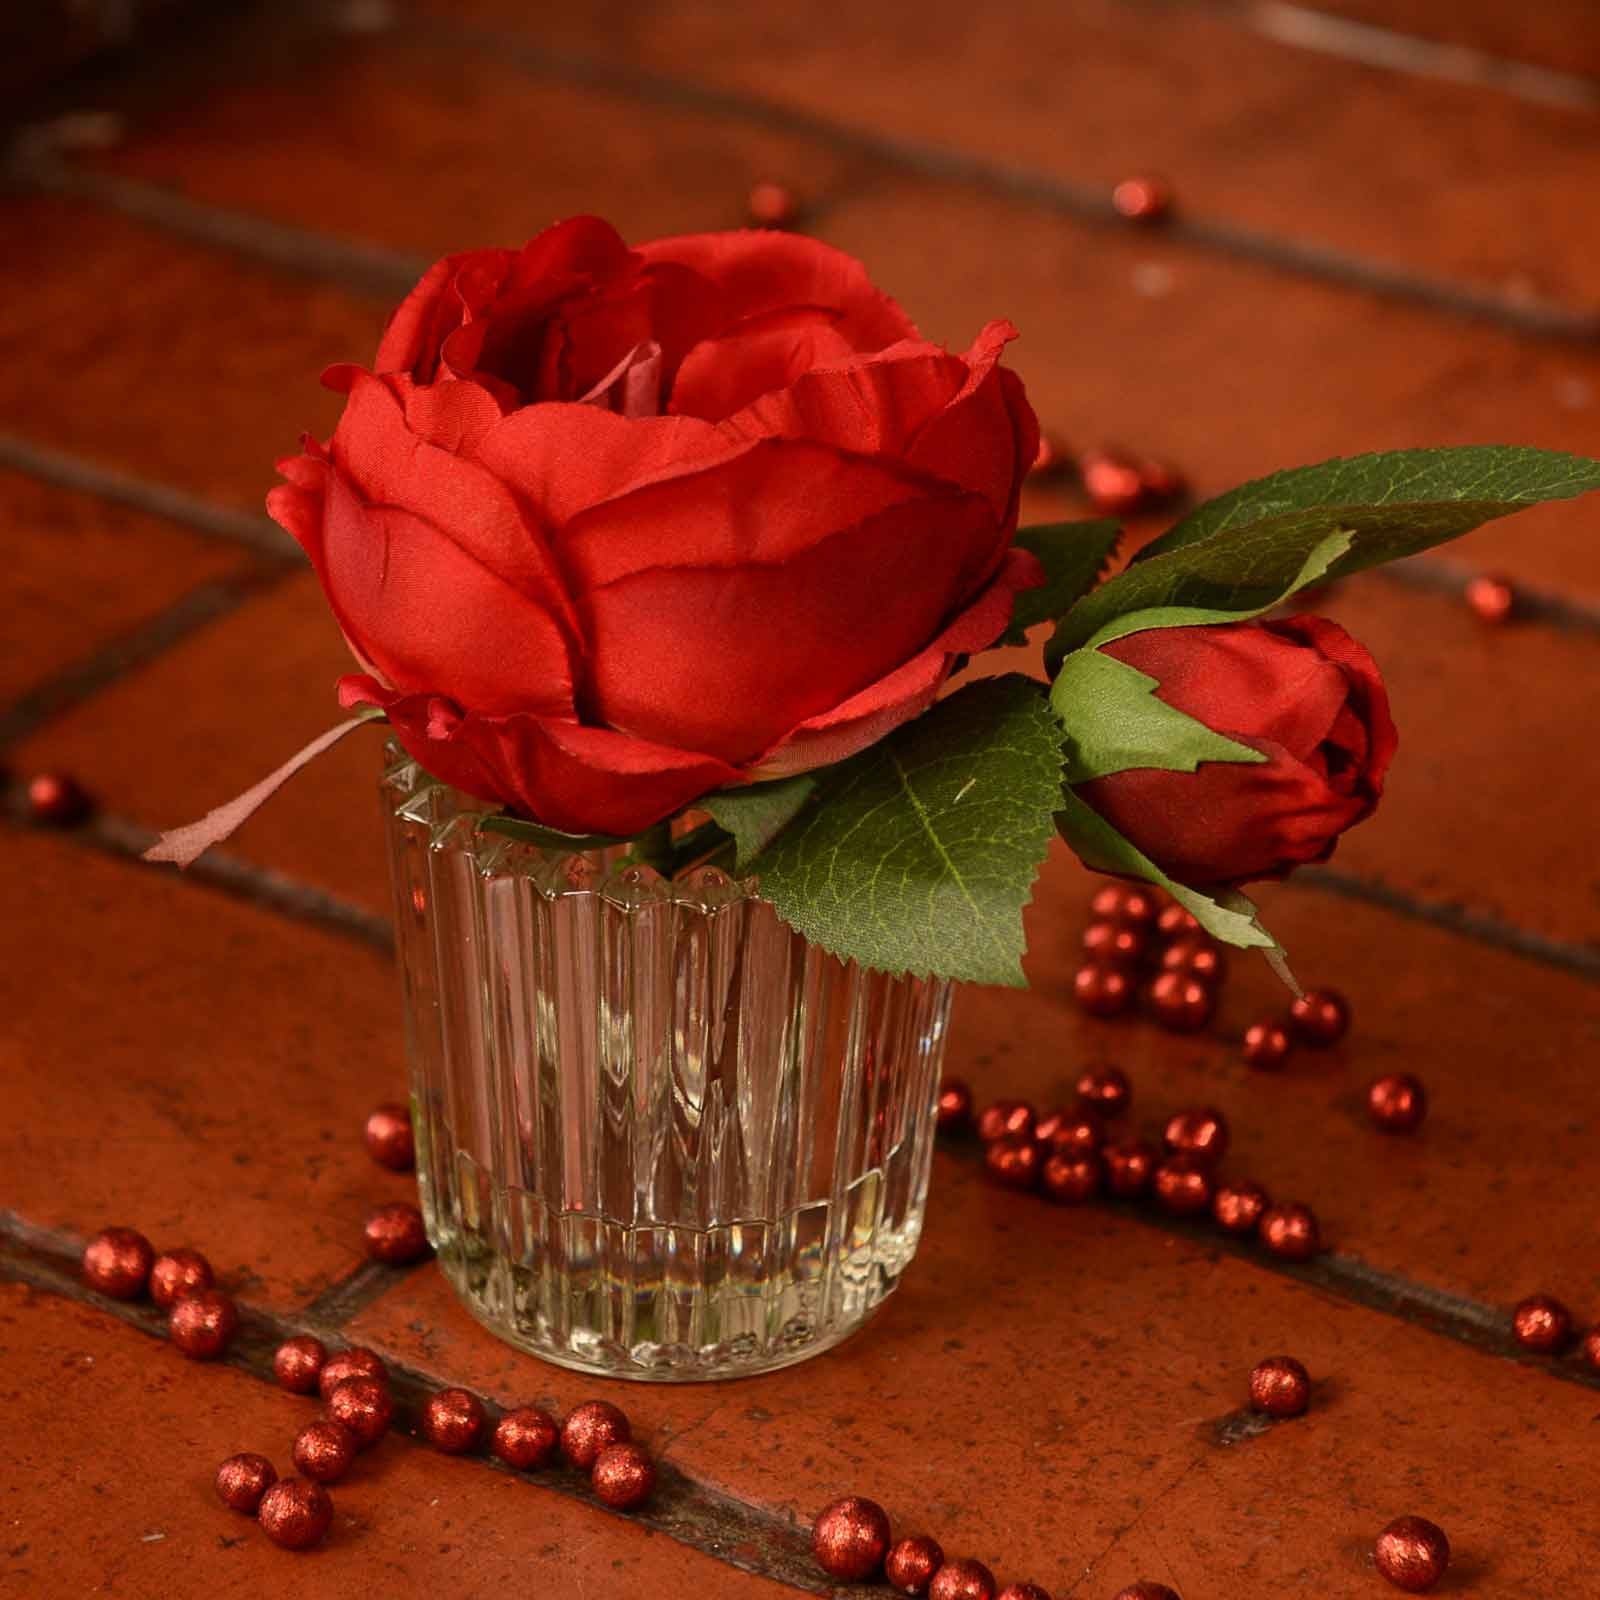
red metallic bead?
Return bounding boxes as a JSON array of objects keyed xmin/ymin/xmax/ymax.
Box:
[
  {"xmin": 292, "ymin": 1419, "xmax": 357, "ymax": 1484},
  {"xmin": 1074, "ymin": 962, "xmax": 1135, "ymax": 1018},
  {"xmin": 985, "ymin": 1134, "xmax": 1042, "ymax": 1191},
  {"xmin": 1081, "ymin": 451, "xmax": 1146, "ymax": 516},
  {"xmin": 1373, "ymin": 1515, "xmax": 1450, "ymax": 1592},
  {"xmin": 1259, "ymin": 1203, "xmax": 1321, "ymax": 1261},
  {"xmin": 1155, "ymin": 903, "xmax": 1200, "ymax": 940},
  {"xmin": 1102, "ymin": 1139, "xmax": 1158, "ymax": 1199},
  {"xmin": 1035, "ymin": 1105, "xmax": 1103, "ymax": 1155},
  {"xmin": 1041, "ymin": 1150, "xmax": 1102, "ymax": 1205},
  {"xmin": 363, "ymin": 1102, "xmax": 415, "ymax": 1171},
  {"xmin": 997, "ymin": 1586, "xmax": 1053, "ymax": 1600},
  {"xmin": 1211, "ymin": 1179, "xmax": 1270, "ymax": 1236},
  {"xmin": 976, "ymin": 1099, "xmax": 1035, "ymax": 1144},
  {"xmin": 1146, "ymin": 972, "xmax": 1215, "ymax": 1034},
  {"xmin": 1089, "ymin": 883, "xmax": 1162, "ymax": 928},
  {"xmin": 1512, "ymin": 1293, "xmax": 1573, "ymax": 1353},
  {"xmin": 886, "ymin": 1534, "xmax": 945, "ymax": 1596},
  {"xmin": 811, "ymin": 1495, "xmax": 892, "ymax": 1582},
  {"xmin": 1074, "ymin": 1064, "xmax": 1131, "ymax": 1118},
  {"xmin": 326, "ymin": 1376, "xmax": 393, "ymax": 1450},
  {"xmin": 422, "ymin": 1387, "xmax": 485, "ymax": 1453},
  {"xmin": 1288, "ymin": 988, "xmax": 1350, "ymax": 1046},
  {"xmin": 26, "ymin": 771, "xmax": 92, "ymax": 826},
  {"xmin": 491, "ymin": 1405, "xmax": 560, "ymax": 1470},
  {"xmin": 936, "ymin": 1076, "xmax": 974, "ymax": 1133},
  {"xmin": 592, "ymin": 1441, "xmax": 656, "ymax": 1509},
  {"xmin": 747, "ymin": 180, "xmax": 799, "ymax": 228},
  {"xmin": 1029, "ymin": 432, "xmax": 1070, "ymax": 480},
  {"xmin": 364, "ymin": 1201, "xmax": 430, "ymax": 1265},
  {"xmin": 273, "ymin": 1335, "xmax": 327, "ymax": 1395},
  {"xmin": 1242, "ymin": 1018, "xmax": 1294, "ymax": 1071},
  {"xmin": 1083, "ymin": 921, "xmax": 1147, "ymax": 966},
  {"xmin": 561, "ymin": 1400, "xmax": 632, "ymax": 1470},
  {"xmin": 1249, "ymin": 1355, "xmax": 1311, "ymax": 1418},
  {"xmin": 257, "ymin": 1477, "xmax": 333, "ymax": 1551},
  {"xmin": 1367, "ymin": 1073, "xmax": 1427, "ymax": 1133},
  {"xmin": 1137, "ymin": 458, "xmax": 1186, "ymax": 505},
  {"xmin": 930, "ymin": 1557, "xmax": 997, "ymax": 1600},
  {"xmin": 1113, "ymin": 1586, "xmax": 1181, "ymax": 1600},
  {"xmin": 1152, "ymin": 1155, "xmax": 1214, "ymax": 1217},
  {"xmin": 318, "ymin": 1346, "xmax": 387, "ymax": 1400},
  {"xmin": 1111, "ymin": 174, "xmax": 1173, "ymax": 222},
  {"xmin": 1581, "ymin": 1326, "xmax": 1600, "ymax": 1372},
  {"xmin": 148, "ymin": 1248, "xmax": 214, "ymax": 1309},
  {"xmin": 82, "ymin": 1227, "xmax": 154, "ymax": 1299},
  {"xmin": 1163, "ymin": 1107, "xmax": 1229, "ymax": 1166},
  {"xmin": 214, "ymin": 1452, "xmax": 277, "ymax": 1513},
  {"xmin": 1465, "ymin": 573, "xmax": 1516, "ymax": 624},
  {"xmin": 1159, "ymin": 934, "xmax": 1226, "ymax": 985},
  {"xmin": 169, "ymin": 1289, "xmax": 238, "ymax": 1359}
]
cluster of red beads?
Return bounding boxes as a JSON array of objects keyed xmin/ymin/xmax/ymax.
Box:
[
  {"xmin": 1026, "ymin": 429, "xmax": 1184, "ymax": 519},
  {"xmin": 81, "ymin": 1225, "xmax": 237, "ymax": 1359},
  {"xmin": 1507, "ymin": 1290, "xmax": 1600, "ymax": 1371},
  {"xmin": 1071, "ymin": 885, "xmax": 1224, "ymax": 1034}
]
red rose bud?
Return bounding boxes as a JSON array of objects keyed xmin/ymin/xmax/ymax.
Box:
[{"xmin": 1077, "ymin": 616, "xmax": 1396, "ymax": 888}]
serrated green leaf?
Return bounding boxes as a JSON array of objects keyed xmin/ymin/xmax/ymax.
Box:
[
  {"xmin": 1047, "ymin": 445, "xmax": 1600, "ymax": 664},
  {"xmin": 702, "ymin": 775, "xmax": 816, "ymax": 868},
  {"xmin": 478, "ymin": 814, "xmax": 629, "ymax": 851},
  {"xmin": 750, "ymin": 676, "xmax": 1064, "ymax": 986},
  {"xmin": 999, "ymin": 519, "xmax": 1122, "ymax": 645}
]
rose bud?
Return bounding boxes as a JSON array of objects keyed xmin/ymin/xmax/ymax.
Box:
[
  {"xmin": 1075, "ymin": 617, "xmax": 1396, "ymax": 886},
  {"xmin": 267, "ymin": 219, "xmax": 1044, "ymax": 840}
]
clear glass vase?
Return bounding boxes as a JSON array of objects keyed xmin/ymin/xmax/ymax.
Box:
[{"xmin": 379, "ymin": 746, "xmax": 954, "ymax": 1382}]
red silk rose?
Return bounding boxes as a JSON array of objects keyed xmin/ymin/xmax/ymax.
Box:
[
  {"xmin": 267, "ymin": 216, "xmax": 1041, "ymax": 836},
  {"xmin": 1077, "ymin": 615, "xmax": 1397, "ymax": 887}
]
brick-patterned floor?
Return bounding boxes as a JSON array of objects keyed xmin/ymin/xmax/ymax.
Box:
[{"xmin": 4, "ymin": 3, "xmax": 1598, "ymax": 1594}]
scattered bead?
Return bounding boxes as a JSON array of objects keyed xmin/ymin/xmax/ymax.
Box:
[
  {"xmin": 1081, "ymin": 451, "xmax": 1146, "ymax": 516},
  {"xmin": 1042, "ymin": 1150, "xmax": 1102, "ymax": 1205},
  {"xmin": 930, "ymin": 1557, "xmax": 998, "ymax": 1600},
  {"xmin": 1288, "ymin": 988, "xmax": 1350, "ymax": 1047},
  {"xmin": 363, "ymin": 1102, "xmax": 415, "ymax": 1171},
  {"xmin": 1512, "ymin": 1293, "xmax": 1573, "ymax": 1354},
  {"xmin": 1102, "ymin": 1139, "xmax": 1159, "ymax": 1199},
  {"xmin": 561, "ymin": 1400, "xmax": 631, "ymax": 1470},
  {"xmin": 1152, "ymin": 1155, "xmax": 1214, "ymax": 1217},
  {"xmin": 1249, "ymin": 1355, "xmax": 1311, "ymax": 1418},
  {"xmin": 1367, "ymin": 1074, "xmax": 1427, "ymax": 1134},
  {"xmin": 811, "ymin": 1495, "xmax": 892, "ymax": 1582},
  {"xmin": 1465, "ymin": 573, "xmax": 1516, "ymax": 624},
  {"xmin": 886, "ymin": 1534, "xmax": 945, "ymax": 1596},
  {"xmin": 1211, "ymin": 1179, "xmax": 1270, "ymax": 1236},
  {"xmin": 592, "ymin": 1441, "xmax": 656, "ymax": 1509},
  {"xmin": 1259, "ymin": 1203, "xmax": 1321, "ymax": 1261},
  {"xmin": 26, "ymin": 771, "xmax": 92, "ymax": 826},
  {"xmin": 1074, "ymin": 962, "xmax": 1135, "ymax": 1018},
  {"xmin": 1075, "ymin": 1064, "xmax": 1131, "ymax": 1118},
  {"xmin": 215, "ymin": 1452, "xmax": 277, "ymax": 1513},
  {"xmin": 149, "ymin": 1248, "xmax": 214, "ymax": 1309},
  {"xmin": 1089, "ymin": 884, "xmax": 1161, "ymax": 928},
  {"xmin": 936, "ymin": 1077, "xmax": 974, "ymax": 1132},
  {"xmin": 1136, "ymin": 459, "xmax": 1186, "ymax": 505},
  {"xmin": 491, "ymin": 1406, "xmax": 560, "ymax": 1470},
  {"xmin": 1029, "ymin": 432, "xmax": 1070, "ymax": 480},
  {"xmin": 318, "ymin": 1346, "xmax": 387, "ymax": 1400},
  {"xmin": 1155, "ymin": 903, "xmax": 1200, "ymax": 940},
  {"xmin": 82, "ymin": 1227, "xmax": 154, "ymax": 1299},
  {"xmin": 1242, "ymin": 1018, "xmax": 1294, "ymax": 1071},
  {"xmin": 1111, "ymin": 174, "xmax": 1173, "ymax": 222},
  {"xmin": 976, "ymin": 1100, "xmax": 1035, "ymax": 1144},
  {"xmin": 1147, "ymin": 972, "xmax": 1215, "ymax": 1033},
  {"xmin": 1035, "ymin": 1105, "xmax": 1102, "ymax": 1156},
  {"xmin": 326, "ymin": 1376, "xmax": 393, "ymax": 1450},
  {"xmin": 1373, "ymin": 1515, "xmax": 1450, "ymax": 1592},
  {"xmin": 1083, "ymin": 921, "xmax": 1146, "ymax": 966},
  {"xmin": 421, "ymin": 1387, "xmax": 485, "ymax": 1453},
  {"xmin": 1163, "ymin": 1107, "xmax": 1229, "ymax": 1166},
  {"xmin": 364, "ymin": 1201, "xmax": 430, "ymax": 1265},
  {"xmin": 1158, "ymin": 934, "xmax": 1225, "ymax": 985},
  {"xmin": 169, "ymin": 1289, "xmax": 239, "ymax": 1359},
  {"xmin": 292, "ymin": 1419, "xmax": 357, "ymax": 1484},
  {"xmin": 1113, "ymin": 1586, "xmax": 1180, "ymax": 1600},
  {"xmin": 985, "ymin": 1134, "xmax": 1042, "ymax": 1191},
  {"xmin": 747, "ymin": 180, "xmax": 798, "ymax": 228},
  {"xmin": 997, "ymin": 1585, "xmax": 1053, "ymax": 1600},
  {"xmin": 273, "ymin": 1335, "xmax": 327, "ymax": 1395},
  {"xmin": 1580, "ymin": 1326, "xmax": 1600, "ymax": 1372},
  {"xmin": 258, "ymin": 1477, "xmax": 333, "ymax": 1551}
]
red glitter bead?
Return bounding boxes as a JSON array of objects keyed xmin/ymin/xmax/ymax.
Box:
[
  {"xmin": 169, "ymin": 1289, "xmax": 238, "ymax": 1359},
  {"xmin": 1155, "ymin": 903, "xmax": 1200, "ymax": 940},
  {"xmin": 1259, "ymin": 1203, "xmax": 1321, "ymax": 1261},
  {"xmin": 1113, "ymin": 1586, "xmax": 1181, "ymax": 1600},
  {"xmin": 930, "ymin": 1557, "xmax": 997, "ymax": 1600},
  {"xmin": 1465, "ymin": 573, "xmax": 1516, "ymax": 624},
  {"xmin": 997, "ymin": 1586, "xmax": 1053, "ymax": 1600},
  {"xmin": 747, "ymin": 180, "xmax": 799, "ymax": 228},
  {"xmin": 1163, "ymin": 1107, "xmax": 1229, "ymax": 1166},
  {"xmin": 292, "ymin": 1418, "xmax": 356, "ymax": 1484},
  {"xmin": 363, "ymin": 1102, "xmax": 415, "ymax": 1171},
  {"xmin": 422, "ymin": 1387, "xmax": 485, "ymax": 1453},
  {"xmin": 1029, "ymin": 432, "xmax": 1070, "ymax": 480},
  {"xmin": 936, "ymin": 1077, "xmax": 974, "ymax": 1133},
  {"xmin": 214, "ymin": 1452, "xmax": 277, "ymax": 1513},
  {"xmin": 1152, "ymin": 1155, "xmax": 1214, "ymax": 1217},
  {"xmin": 326, "ymin": 1376, "xmax": 393, "ymax": 1450},
  {"xmin": 561, "ymin": 1400, "xmax": 631, "ymax": 1470},
  {"xmin": 1147, "ymin": 972, "xmax": 1215, "ymax": 1034},
  {"xmin": 1137, "ymin": 459, "xmax": 1186, "ymax": 505},
  {"xmin": 1111, "ymin": 174, "xmax": 1173, "ymax": 222},
  {"xmin": 258, "ymin": 1477, "xmax": 333, "ymax": 1551},
  {"xmin": 1288, "ymin": 988, "xmax": 1350, "ymax": 1046},
  {"xmin": 1074, "ymin": 1064, "xmax": 1131, "ymax": 1118},
  {"xmin": 148, "ymin": 1248, "xmax": 214, "ymax": 1309},
  {"xmin": 491, "ymin": 1406, "xmax": 560, "ymax": 1470},
  {"xmin": 1581, "ymin": 1326, "xmax": 1600, "ymax": 1372},
  {"xmin": 1367, "ymin": 1074, "xmax": 1427, "ymax": 1133},
  {"xmin": 1089, "ymin": 883, "xmax": 1161, "ymax": 928},
  {"xmin": 318, "ymin": 1346, "xmax": 387, "ymax": 1400},
  {"xmin": 1373, "ymin": 1515, "xmax": 1450, "ymax": 1592},
  {"xmin": 886, "ymin": 1534, "xmax": 945, "ymax": 1596},
  {"xmin": 364, "ymin": 1201, "xmax": 430, "ymax": 1265},
  {"xmin": 273, "ymin": 1335, "xmax": 327, "ymax": 1395},
  {"xmin": 1041, "ymin": 1150, "xmax": 1102, "ymax": 1205},
  {"xmin": 26, "ymin": 771, "xmax": 92, "ymax": 826},
  {"xmin": 592, "ymin": 1441, "xmax": 656, "ymax": 1509},
  {"xmin": 976, "ymin": 1099, "xmax": 1035, "ymax": 1144},
  {"xmin": 1074, "ymin": 962, "xmax": 1135, "ymax": 1018},
  {"xmin": 1035, "ymin": 1105, "xmax": 1103, "ymax": 1155},
  {"xmin": 1211, "ymin": 1179, "xmax": 1270, "ymax": 1236},
  {"xmin": 1512, "ymin": 1293, "xmax": 1572, "ymax": 1353},
  {"xmin": 1083, "ymin": 921, "xmax": 1146, "ymax": 966},
  {"xmin": 82, "ymin": 1227, "xmax": 154, "ymax": 1299},
  {"xmin": 1242, "ymin": 1018, "xmax": 1294, "ymax": 1071},
  {"xmin": 985, "ymin": 1134, "xmax": 1042, "ymax": 1191},
  {"xmin": 1249, "ymin": 1355, "xmax": 1311, "ymax": 1418},
  {"xmin": 811, "ymin": 1495, "xmax": 892, "ymax": 1582},
  {"xmin": 1159, "ymin": 934, "xmax": 1226, "ymax": 985},
  {"xmin": 1081, "ymin": 451, "xmax": 1146, "ymax": 516},
  {"xmin": 1102, "ymin": 1139, "xmax": 1158, "ymax": 1199}
]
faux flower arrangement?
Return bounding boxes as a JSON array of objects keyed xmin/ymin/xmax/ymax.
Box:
[{"xmin": 154, "ymin": 217, "xmax": 1600, "ymax": 987}]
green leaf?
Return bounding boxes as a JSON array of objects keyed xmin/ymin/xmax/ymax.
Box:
[
  {"xmin": 1047, "ymin": 445, "xmax": 1600, "ymax": 663},
  {"xmin": 749, "ymin": 675, "xmax": 1064, "ymax": 986},
  {"xmin": 702, "ymin": 775, "xmax": 817, "ymax": 868},
  {"xmin": 999, "ymin": 519, "xmax": 1122, "ymax": 644},
  {"xmin": 478, "ymin": 814, "xmax": 629, "ymax": 852}
]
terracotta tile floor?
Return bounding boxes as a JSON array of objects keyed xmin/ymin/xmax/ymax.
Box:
[{"xmin": 4, "ymin": 3, "xmax": 1599, "ymax": 1595}]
